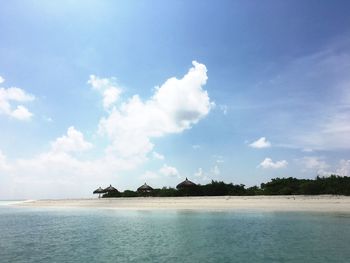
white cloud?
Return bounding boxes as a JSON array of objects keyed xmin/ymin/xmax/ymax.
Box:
[
  {"xmin": 299, "ymin": 156, "xmax": 329, "ymax": 171},
  {"xmin": 194, "ymin": 168, "xmax": 210, "ymax": 182},
  {"xmin": 211, "ymin": 165, "xmax": 220, "ymax": 176},
  {"xmin": 0, "ymin": 62, "xmax": 212, "ymax": 199},
  {"xmin": 249, "ymin": 137, "xmax": 271, "ymax": 149},
  {"xmin": 140, "ymin": 171, "xmax": 159, "ymax": 180},
  {"xmin": 0, "ymin": 137, "xmax": 145, "ymax": 199},
  {"xmin": 0, "ymin": 80, "xmax": 35, "ymax": 120},
  {"xmin": 0, "ymin": 76, "xmax": 5, "ymax": 84},
  {"xmin": 43, "ymin": 116, "xmax": 53, "ymax": 122},
  {"xmin": 88, "ymin": 75, "xmax": 122, "ymax": 110},
  {"xmin": 11, "ymin": 105, "xmax": 33, "ymax": 120},
  {"xmin": 152, "ymin": 151, "xmax": 165, "ymax": 160},
  {"xmin": 212, "ymin": 155, "xmax": 224, "ymax": 163},
  {"xmin": 219, "ymin": 104, "xmax": 228, "ymax": 115},
  {"xmin": 51, "ymin": 126, "xmax": 93, "ymax": 153},
  {"xmin": 194, "ymin": 168, "xmax": 203, "ymax": 177},
  {"xmin": 3, "ymin": 153, "xmax": 138, "ymax": 199},
  {"xmin": 336, "ymin": 159, "xmax": 350, "ymax": 176},
  {"xmin": 1, "ymin": 87, "xmax": 34, "ymax": 102},
  {"xmin": 159, "ymin": 164, "xmax": 180, "ymax": 178},
  {"xmin": 297, "ymin": 157, "xmax": 350, "ymax": 177},
  {"xmin": 98, "ymin": 61, "xmax": 212, "ymax": 159},
  {"xmin": 297, "ymin": 156, "xmax": 331, "ymax": 176},
  {"xmin": 192, "ymin": 144, "xmax": 201, "ymax": 150},
  {"xmin": 259, "ymin": 158, "xmax": 288, "ymax": 169},
  {"xmin": 0, "ymin": 150, "xmax": 10, "ymax": 171},
  {"xmin": 194, "ymin": 165, "xmax": 221, "ymax": 182}
]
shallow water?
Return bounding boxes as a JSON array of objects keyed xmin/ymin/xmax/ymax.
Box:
[{"xmin": 0, "ymin": 205, "xmax": 350, "ymax": 263}]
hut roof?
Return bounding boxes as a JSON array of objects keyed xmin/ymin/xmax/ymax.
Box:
[
  {"xmin": 93, "ymin": 187, "xmax": 105, "ymax": 194},
  {"xmin": 137, "ymin": 183, "xmax": 153, "ymax": 191},
  {"xmin": 104, "ymin": 184, "xmax": 119, "ymax": 192},
  {"xmin": 176, "ymin": 178, "xmax": 197, "ymax": 189}
]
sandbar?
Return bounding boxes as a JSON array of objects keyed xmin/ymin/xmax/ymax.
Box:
[{"xmin": 15, "ymin": 195, "xmax": 350, "ymax": 212}]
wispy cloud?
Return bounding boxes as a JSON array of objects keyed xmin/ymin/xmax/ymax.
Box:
[
  {"xmin": 336, "ymin": 159, "xmax": 350, "ymax": 176},
  {"xmin": 219, "ymin": 104, "xmax": 228, "ymax": 115},
  {"xmin": 256, "ymin": 40, "xmax": 350, "ymax": 150},
  {"xmin": 298, "ymin": 156, "xmax": 329, "ymax": 171},
  {"xmin": 194, "ymin": 164, "xmax": 221, "ymax": 182},
  {"xmin": 194, "ymin": 168, "xmax": 210, "ymax": 182},
  {"xmin": 259, "ymin": 158, "xmax": 288, "ymax": 169},
  {"xmin": 152, "ymin": 151, "xmax": 165, "ymax": 160},
  {"xmin": 88, "ymin": 75, "xmax": 122, "ymax": 110},
  {"xmin": 0, "ymin": 77, "xmax": 35, "ymax": 121},
  {"xmin": 0, "ymin": 150, "xmax": 10, "ymax": 171},
  {"xmin": 211, "ymin": 165, "xmax": 220, "ymax": 176},
  {"xmin": 249, "ymin": 137, "xmax": 271, "ymax": 149},
  {"xmin": 140, "ymin": 171, "xmax": 159, "ymax": 180},
  {"xmin": 159, "ymin": 164, "xmax": 181, "ymax": 178}
]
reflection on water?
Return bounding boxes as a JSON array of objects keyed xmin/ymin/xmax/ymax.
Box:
[{"xmin": 0, "ymin": 207, "xmax": 350, "ymax": 263}]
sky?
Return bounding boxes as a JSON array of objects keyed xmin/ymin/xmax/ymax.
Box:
[{"xmin": 1, "ymin": 0, "xmax": 350, "ymax": 199}]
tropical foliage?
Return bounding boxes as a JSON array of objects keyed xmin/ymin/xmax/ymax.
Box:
[{"xmin": 102, "ymin": 175, "xmax": 350, "ymax": 197}]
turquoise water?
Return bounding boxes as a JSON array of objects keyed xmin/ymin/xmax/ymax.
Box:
[{"xmin": 1, "ymin": 205, "xmax": 350, "ymax": 262}]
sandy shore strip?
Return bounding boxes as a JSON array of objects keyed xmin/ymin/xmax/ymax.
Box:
[{"xmin": 14, "ymin": 195, "xmax": 350, "ymax": 212}]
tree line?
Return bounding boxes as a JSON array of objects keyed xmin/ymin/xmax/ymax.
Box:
[{"xmin": 102, "ymin": 175, "xmax": 350, "ymax": 197}]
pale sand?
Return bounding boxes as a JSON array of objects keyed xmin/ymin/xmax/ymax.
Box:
[{"xmin": 15, "ymin": 195, "xmax": 350, "ymax": 212}]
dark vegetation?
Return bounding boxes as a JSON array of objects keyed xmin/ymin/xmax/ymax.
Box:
[{"xmin": 102, "ymin": 175, "xmax": 350, "ymax": 197}]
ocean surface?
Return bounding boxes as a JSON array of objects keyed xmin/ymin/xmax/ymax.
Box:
[{"xmin": 1, "ymin": 202, "xmax": 350, "ymax": 263}]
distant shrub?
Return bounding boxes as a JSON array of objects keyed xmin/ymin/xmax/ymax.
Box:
[{"xmin": 102, "ymin": 175, "xmax": 350, "ymax": 197}]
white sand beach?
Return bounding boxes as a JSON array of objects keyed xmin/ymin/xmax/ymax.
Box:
[{"xmin": 16, "ymin": 195, "xmax": 350, "ymax": 212}]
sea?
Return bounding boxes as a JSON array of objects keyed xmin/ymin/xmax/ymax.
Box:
[{"xmin": 1, "ymin": 201, "xmax": 350, "ymax": 263}]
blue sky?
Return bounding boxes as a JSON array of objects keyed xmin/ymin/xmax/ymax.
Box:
[{"xmin": 1, "ymin": 1, "xmax": 350, "ymax": 198}]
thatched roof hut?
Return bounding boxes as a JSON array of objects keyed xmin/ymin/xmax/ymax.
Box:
[
  {"xmin": 176, "ymin": 178, "xmax": 197, "ymax": 189},
  {"xmin": 93, "ymin": 186, "xmax": 106, "ymax": 198},
  {"xmin": 93, "ymin": 187, "xmax": 105, "ymax": 194},
  {"xmin": 104, "ymin": 184, "xmax": 119, "ymax": 193},
  {"xmin": 137, "ymin": 183, "xmax": 153, "ymax": 193}
]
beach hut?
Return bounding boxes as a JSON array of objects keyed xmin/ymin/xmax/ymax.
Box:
[
  {"xmin": 104, "ymin": 184, "xmax": 119, "ymax": 193},
  {"xmin": 176, "ymin": 177, "xmax": 197, "ymax": 190},
  {"xmin": 93, "ymin": 187, "xmax": 106, "ymax": 198},
  {"xmin": 102, "ymin": 184, "xmax": 120, "ymax": 198},
  {"xmin": 137, "ymin": 183, "xmax": 154, "ymax": 193}
]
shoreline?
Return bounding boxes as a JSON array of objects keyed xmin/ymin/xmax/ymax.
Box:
[{"xmin": 14, "ymin": 195, "xmax": 350, "ymax": 212}]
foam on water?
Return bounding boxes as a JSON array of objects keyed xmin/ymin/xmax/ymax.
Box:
[{"xmin": 0, "ymin": 200, "xmax": 34, "ymax": 206}]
